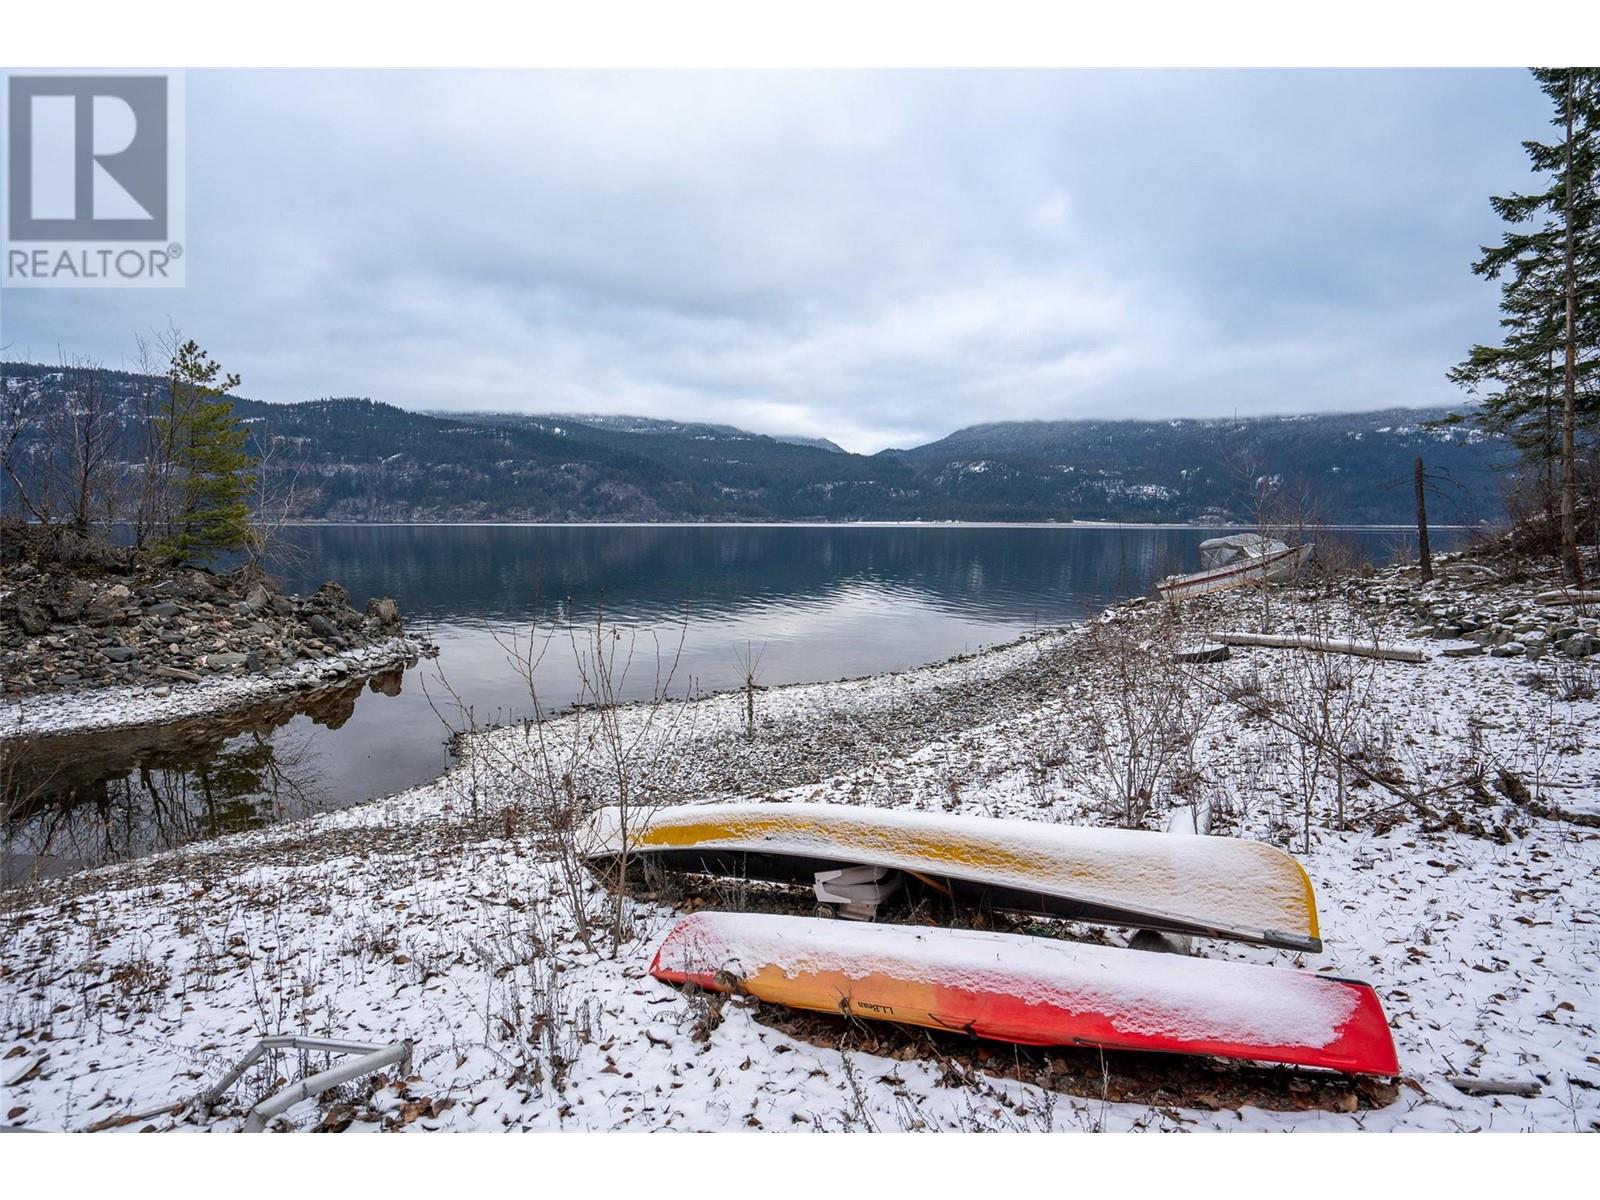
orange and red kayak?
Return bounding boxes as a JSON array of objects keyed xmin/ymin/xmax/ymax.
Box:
[{"xmin": 651, "ymin": 912, "xmax": 1399, "ymax": 1076}]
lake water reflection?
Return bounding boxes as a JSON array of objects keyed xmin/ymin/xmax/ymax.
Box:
[{"xmin": 4, "ymin": 523, "xmax": 1452, "ymax": 877}]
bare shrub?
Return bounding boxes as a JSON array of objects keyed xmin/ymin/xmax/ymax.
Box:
[
  {"xmin": 1384, "ymin": 535, "xmax": 1417, "ymax": 570},
  {"xmin": 733, "ymin": 640, "xmax": 767, "ymax": 742},
  {"xmin": 1022, "ymin": 724, "xmax": 1073, "ymax": 808},
  {"xmin": 427, "ymin": 596, "xmax": 694, "ymax": 955},
  {"xmin": 0, "ymin": 355, "xmax": 119, "ymax": 530},
  {"xmin": 1252, "ymin": 607, "xmax": 1380, "ymax": 848},
  {"xmin": 1310, "ymin": 531, "xmax": 1373, "ymax": 586},
  {"xmin": 1556, "ymin": 661, "xmax": 1597, "ymax": 702},
  {"xmin": 1190, "ymin": 590, "xmax": 1484, "ymax": 843},
  {"xmin": 241, "ymin": 414, "xmax": 310, "ymax": 576},
  {"xmin": 1078, "ymin": 610, "xmax": 1213, "ymax": 828}
]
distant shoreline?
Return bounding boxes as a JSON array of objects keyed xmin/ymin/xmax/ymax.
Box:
[{"xmin": 273, "ymin": 519, "xmax": 1477, "ymax": 531}]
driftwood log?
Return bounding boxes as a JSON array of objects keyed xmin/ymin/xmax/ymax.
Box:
[
  {"xmin": 1216, "ymin": 632, "xmax": 1426, "ymax": 663},
  {"xmin": 1444, "ymin": 1076, "xmax": 1542, "ymax": 1098},
  {"xmin": 1534, "ymin": 589, "xmax": 1600, "ymax": 606}
]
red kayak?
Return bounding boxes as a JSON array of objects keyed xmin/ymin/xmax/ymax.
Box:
[{"xmin": 651, "ymin": 912, "xmax": 1399, "ymax": 1076}]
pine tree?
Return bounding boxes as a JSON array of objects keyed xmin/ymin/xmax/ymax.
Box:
[
  {"xmin": 1448, "ymin": 259, "xmax": 1565, "ymax": 522},
  {"xmin": 152, "ymin": 340, "xmax": 255, "ymax": 563},
  {"xmin": 1454, "ymin": 68, "xmax": 1600, "ymax": 581}
]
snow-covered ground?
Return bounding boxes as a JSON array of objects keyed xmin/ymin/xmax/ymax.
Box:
[
  {"xmin": 1, "ymin": 561, "xmax": 1596, "ymax": 1132},
  {"xmin": 0, "ymin": 637, "xmax": 425, "ymax": 738}
]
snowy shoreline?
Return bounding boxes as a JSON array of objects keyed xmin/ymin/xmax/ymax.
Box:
[
  {"xmin": 2, "ymin": 563, "xmax": 1596, "ymax": 1132},
  {"xmin": 0, "ymin": 636, "xmax": 426, "ymax": 740}
]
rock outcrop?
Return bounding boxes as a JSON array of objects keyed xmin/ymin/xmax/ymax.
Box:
[{"xmin": 1, "ymin": 553, "xmax": 406, "ymax": 698}]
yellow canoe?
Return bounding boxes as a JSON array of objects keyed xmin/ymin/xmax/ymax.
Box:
[{"xmin": 584, "ymin": 802, "xmax": 1321, "ymax": 952}]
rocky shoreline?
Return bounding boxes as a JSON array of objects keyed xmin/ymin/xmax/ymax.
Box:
[
  {"xmin": 0, "ymin": 633, "xmax": 424, "ymax": 739},
  {"xmin": 1, "ymin": 529, "xmax": 428, "ymax": 736},
  {"xmin": 1, "ymin": 564, "xmax": 406, "ymax": 695},
  {"xmin": 1392, "ymin": 573, "xmax": 1600, "ymax": 660}
]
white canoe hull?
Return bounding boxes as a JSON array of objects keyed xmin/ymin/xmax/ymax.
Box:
[
  {"xmin": 1157, "ymin": 542, "xmax": 1313, "ymax": 600},
  {"xmin": 584, "ymin": 801, "xmax": 1322, "ymax": 952}
]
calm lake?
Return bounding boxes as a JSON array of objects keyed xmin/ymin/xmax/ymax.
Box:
[{"xmin": 5, "ymin": 523, "xmax": 1455, "ymax": 878}]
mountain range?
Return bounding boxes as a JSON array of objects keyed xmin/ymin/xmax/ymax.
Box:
[{"xmin": 2, "ymin": 360, "xmax": 1508, "ymax": 525}]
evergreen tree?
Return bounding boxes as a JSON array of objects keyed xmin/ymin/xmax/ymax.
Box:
[
  {"xmin": 153, "ymin": 340, "xmax": 255, "ymax": 562},
  {"xmin": 1454, "ymin": 68, "xmax": 1600, "ymax": 580},
  {"xmin": 1448, "ymin": 256, "xmax": 1565, "ymax": 521}
]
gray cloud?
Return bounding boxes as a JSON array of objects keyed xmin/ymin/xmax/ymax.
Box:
[{"xmin": 0, "ymin": 69, "xmax": 1545, "ymax": 451}]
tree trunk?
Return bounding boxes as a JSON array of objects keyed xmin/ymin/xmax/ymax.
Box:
[
  {"xmin": 1561, "ymin": 77, "xmax": 1584, "ymax": 585},
  {"xmin": 1546, "ymin": 348, "xmax": 1558, "ymax": 538},
  {"xmin": 1415, "ymin": 455, "xmax": 1433, "ymax": 583}
]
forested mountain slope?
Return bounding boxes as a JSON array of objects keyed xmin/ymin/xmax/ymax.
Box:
[{"xmin": 2, "ymin": 362, "xmax": 1505, "ymax": 523}]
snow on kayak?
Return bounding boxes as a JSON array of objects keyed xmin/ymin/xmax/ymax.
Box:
[
  {"xmin": 651, "ymin": 912, "xmax": 1399, "ymax": 1076},
  {"xmin": 586, "ymin": 802, "xmax": 1321, "ymax": 952}
]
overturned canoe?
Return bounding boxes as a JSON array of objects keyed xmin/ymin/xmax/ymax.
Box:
[
  {"xmin": 584, "ymin": 802, "xmax": 1321, "ymax": 953},
  {"xmin": 652, "ymin": 911, "xmax": 1398, "ymax": 1076},
  {"xmin": 1157, "ymin": 540, "xmax": 1313, "ymax": 601}
]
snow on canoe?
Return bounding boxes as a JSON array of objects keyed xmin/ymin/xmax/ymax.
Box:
[
  {"xmin": 1157, "ymin": 537, "xmax": 1313, "ymax": 601},
  {"xmin": 651, "ymin": 912, "xmax": 1399, "ymax": 1076},
  {"xmin": 583, "ymin": 802, "xmax": 1322, "ymax": 953}
]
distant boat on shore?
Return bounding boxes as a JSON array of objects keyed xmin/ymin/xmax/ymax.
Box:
[{"xmin": 1156, "ymin": 534, "xmax": 1314, "ymax": 600}]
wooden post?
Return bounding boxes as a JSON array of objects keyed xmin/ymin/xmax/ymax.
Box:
[{"xmin": 1415, "ymin": 455, "xmax": 1433, "ymax": 583}]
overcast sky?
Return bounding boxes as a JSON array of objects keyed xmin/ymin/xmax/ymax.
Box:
[{"xmin": 0, "ymin": 70, "xmax": 1548, "ymax": 452}]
